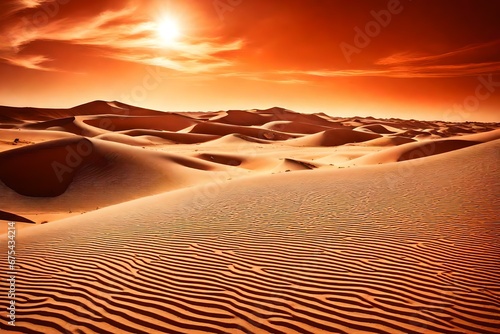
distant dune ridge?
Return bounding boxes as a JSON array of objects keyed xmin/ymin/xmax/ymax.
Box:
[{"xmin": 0, "ymin": 101, "xmax": 499, "ymax": 333}]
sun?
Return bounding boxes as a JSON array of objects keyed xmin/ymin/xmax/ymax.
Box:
[{"xmin": 156, "ymin": 17, "xmax": 181, "ymax": 44}]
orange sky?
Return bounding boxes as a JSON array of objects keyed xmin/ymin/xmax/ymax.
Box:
[{"xmin": 1, "ymin": 0, "xmax": 499, "ymax": 121}]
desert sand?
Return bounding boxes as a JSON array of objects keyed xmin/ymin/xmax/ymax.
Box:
[{"xmin": 0, "ymin": 101, "xmax": 499, "ymax": 333}]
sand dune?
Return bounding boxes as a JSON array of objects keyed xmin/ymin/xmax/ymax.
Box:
[
  {"xmin": 0, "ymin": 114, "xmax": 23, "ymax": 125},
  {"xmin": 359, "ymin": 136, "xmax": 416, "ymax": 147},
  {"xmin": 0, "ymin": 102, "xmax": 499, "ymax": 333},
  {"xmin": 121, "ymin": 130, "xmax": 219, "ymax": 144},
  {"xmin": 397, "ymin": 140, "xmax": 480, "ymax": 162},
  {"xmin": 22, "ymin": 116, "xmax": 77, "ymax": 131},
  {"xmin": 190, "ymin": 122, "xmax": 296, "ymax": 141},
  {"xmin": 455, "ymin": 127, "xmax": 500, "ymax": 142},
  {"xmin": 0, "ymin": 210, "xmax": 35, "ymax": 224},
  {"xmin": 0, "ymin": 137, "xmax": 106, "ymax": 197},
  {"xmin": 0, "ymin": 129, "xmax": 76, "ymax": 152},
  {"xmin": 83, "ymin": 114, "xmax": 196, "ymax": 132},
  {"xmin": 343, "ymin": 129, "xmax": 500, "ymax": 166},
  {"xmin": 0, "ymin": 106, "xmax": 71, "ymax": 121},
  {"xmin": 196, "ymin": 153, "xmax": 244, "ymax": 166},
  {"xmin": 0, "ymin": 136, "xmax": 238, "ymax": 217},
  {"xmin": 94, "ymin": 132, "xmax": 161, "ymax": 146},
  {"xmin": 0, "ymin": 101, "xmax": 163, "ymax": 122},
  {"xmin": 271, "ymin": 158, "xmax": 318, "ymax": 173},
  {"xmin": 291, "ymin": 114, "xmax": 340, "ymax": 127},
  {"xmin": 1, "ymin": 103, "xmax": 497, "ymax": 221},
  {"xmin": 354, "ymin": 123, "xmax": 399, "ymax": 134},
  {"xmin": 22, "ymin": 116, "xmax": 105, "ymax": 137},
  {"xmin": 209, "ymin": 110, "xmax": 272, "ymax": 126},
  {"xmin": 1, "ymin": 139, "xmax": 498, "ymax": 333},
  {"xmin": 262, "ymin": 121, "xmax": 336, "ymax": 134},
  {"xmin": 287, "ymin": 129, "xmax": 381, "ymax": 147},
  {"xmin": 351, "ymin": 136, "xmax": 496, "ymax": 166},
  {"xmin": 71, "ymin": 101, "xmax": 166, "ymax": 117},
  {"xmin": 200, "ymin": 133, "xmax": 272, "ymax": 146}
]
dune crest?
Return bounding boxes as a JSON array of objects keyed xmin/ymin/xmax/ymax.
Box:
[{"xmin": 287, "ymin": 129, "xmax": 382, "ymax": 147}]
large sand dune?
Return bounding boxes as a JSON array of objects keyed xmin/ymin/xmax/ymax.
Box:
[
  {"xmin": 0, "ymin": 101, "xmax": 499, "ymax": 333},
  {"xmin": 287, "ymin": 129, "xmax": 382, "ymax": 147}
]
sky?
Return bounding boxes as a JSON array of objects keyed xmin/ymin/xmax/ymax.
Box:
[{"xmin": 0, "ymin": 0, "xmax": 499, "ymax": 121}]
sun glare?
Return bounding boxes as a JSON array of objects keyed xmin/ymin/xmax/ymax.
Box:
[{"xmin": 157, "ymin": 17, "xmax": 180, "ymax": 44}]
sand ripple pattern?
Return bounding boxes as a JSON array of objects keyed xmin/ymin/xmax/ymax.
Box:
[{"xmin": 1, "ymin": 142, "xmax": 499, "ymax": 333}]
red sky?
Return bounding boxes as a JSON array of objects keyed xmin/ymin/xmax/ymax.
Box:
[{"xmin": 1, "ymin": 0, "xmax": 499, "ymax": 121}]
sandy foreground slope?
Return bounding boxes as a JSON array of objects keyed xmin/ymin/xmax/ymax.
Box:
[{"xmin": 0, "ymin": 101, "xmax": 499, "ymax": 333}]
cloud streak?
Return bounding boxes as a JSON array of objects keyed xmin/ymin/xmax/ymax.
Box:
[
  {"xmin": 2, "ymin": 54, "xmax": 53, "ymax": 71},
  {"xmin": 376, "ymin": 39, "xmax": 500, "ymax": 66},
  {"xmin": 279, "ymin": 62, "xmax": 500, "ymax": 79},
  {"xmin": 0, "ymin": 1, "xmax": 243, "ymax": 73},
  {"xmin": 216, "ymin": 55, "xmax": 500, "ymax": 86},
  {"xmin": 272, "ymin": 40, "xmax": 500, "ymax": 82}
]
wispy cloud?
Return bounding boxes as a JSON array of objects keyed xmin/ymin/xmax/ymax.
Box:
[
  {"xmin": 0, "ymin": 2, "xmax": 243, "ymax": 73},
  {"xmin": 179, "ymin": 56, "xmax": 500, "ymax": 85},
  {"xmin": 2, "ymin": 54, "xmax": 53, "ymax": 71},
  {"xmin": 0, "ymin": 0, "xmax": 47, "ymax": 21},
  {"xmin": 376, "ymin": 39, "xmax": 500, "ymax": 66},
  {"xmin": 202, "ymin": 39, "xmax": 500, "ymax": 84},
  {"xmin": 279, "ymin": 62, "xmax": 500, "ymax": 79},
  {"xmin": 275, "ymin": 40, "xmax": 500, "ymax": 81},
  {"xmin": 18, "ymin": 0, "xmax": 44, "ymax": 8},
  {"xmin": 220, "ymin": 71, "xmax": 309, "ymax": 84}
]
